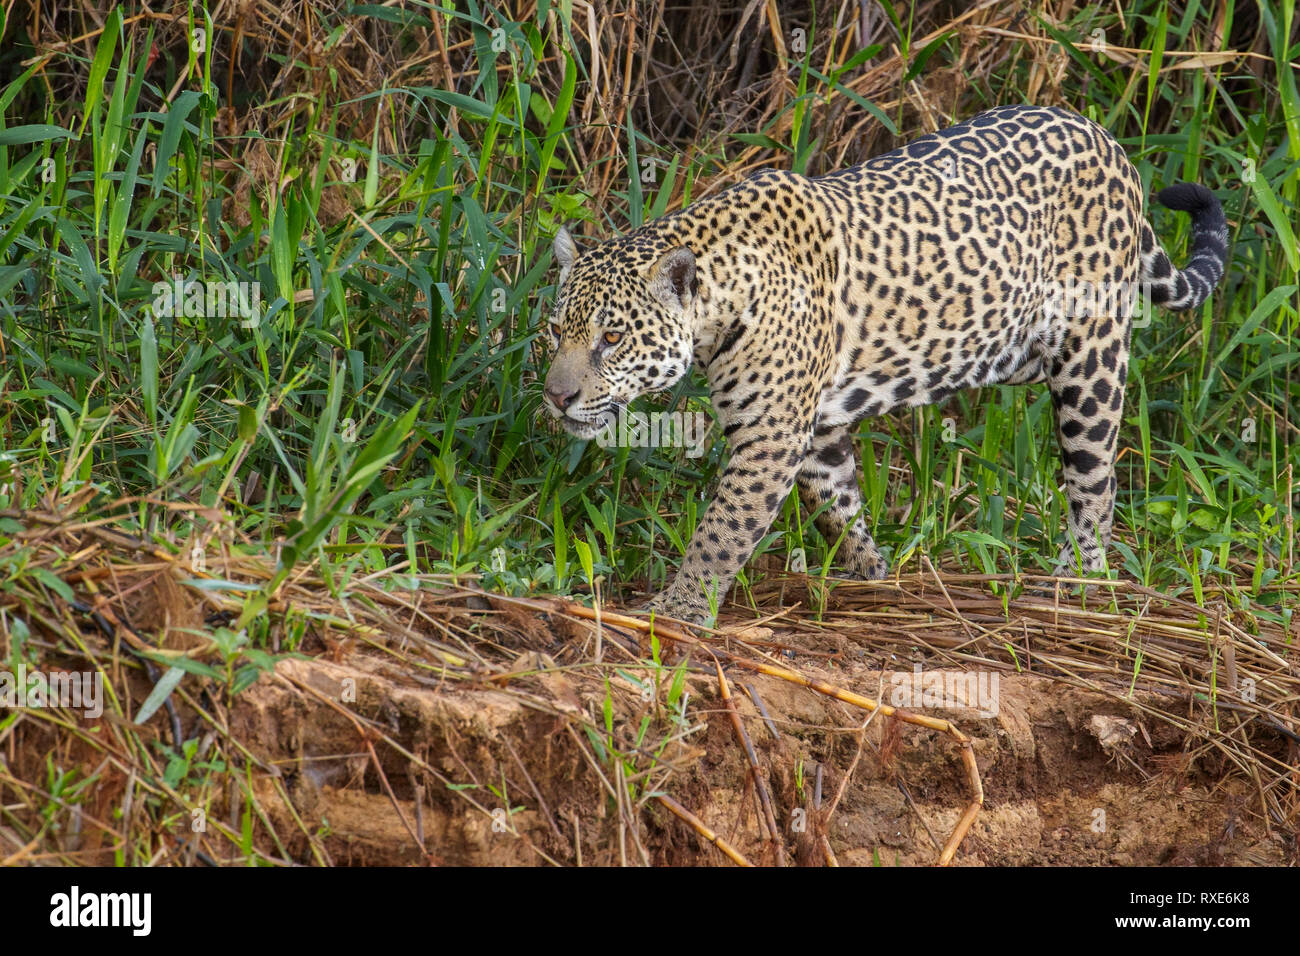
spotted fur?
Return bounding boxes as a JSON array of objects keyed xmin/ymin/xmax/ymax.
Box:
[{"xmin": 543, "ymin": 105, "xmax": 1228, "ymax": 623}]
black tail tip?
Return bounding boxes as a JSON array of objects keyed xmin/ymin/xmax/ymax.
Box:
[{"xmin": 1156, "ymin": 182, "xmax": 1218, "ymax": 212}]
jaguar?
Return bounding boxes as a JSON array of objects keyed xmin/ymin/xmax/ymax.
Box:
[{"xmin": 542, "ymin": 104, "xmax": 1228, "ymax": 624}]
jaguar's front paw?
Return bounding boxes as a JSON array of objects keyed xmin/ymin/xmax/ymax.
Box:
[
  {"xmin": 859, "ymin": 549, "xmax": 889, "ymax": 580},
  {"xmin": 1022, "ymin": 577, "xmax": 1068, "ymax": 599},
  {"xmin": 1025, "ymin": 569, "xmax": 1102, "ymax": 600},
  {"xmin": 641, "ymin": 593, "xmax": 713, "ymax": 628},
  {"xmin": 1030, "ymin": 549, "xmax": 1111, "ymax": 599},
  {"xmin": 838, "ymin": 539, "xmax": 889, "ymax": 581}
]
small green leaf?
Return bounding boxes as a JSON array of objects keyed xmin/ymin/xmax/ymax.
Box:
[
  {"xmin": 0, "ymin": 124, "xmax": 74, "ymax": 146},
  {"xmin": 135, "ymin": 667, "xmax": 185, "ymax": 725},
  {"xmin": 237, "ymin": 404, "xmax": 258, "ymax": 443},
  {"xmin": 30, "ymin": 567, "xmax": 74, "ymax": 602},
  {"xmin": 140, "ymin": 313, "xmax": 157, "ymax": 422},
  {"xmin": 151, "ymin": 90, "xmax": 202, "ymax": 196}
]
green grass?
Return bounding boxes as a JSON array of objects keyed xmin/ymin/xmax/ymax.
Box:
[{"xmin": 0, "ymin": 0, "xmax": 1296, "ymax": 642}]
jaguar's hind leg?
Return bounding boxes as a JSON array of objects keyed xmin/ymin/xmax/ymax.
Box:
[
  {"xmin": 796, "ymin": 423, "xmax": 888, "ymax": 579},
  {"xmin": 1048, "ymin": 323, "xmax": 1128, "ymax": 575}
]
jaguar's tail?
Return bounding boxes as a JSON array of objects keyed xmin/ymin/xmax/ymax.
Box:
[{"xmin": 1139, "ymin": 182, "xmax": 1228, "ymax": 311}]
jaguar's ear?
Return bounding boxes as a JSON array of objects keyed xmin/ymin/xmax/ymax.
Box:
[
  {"xmin": 649, "ymin": 246, "xmax": 698, "ymax": 310},
  {"xmin": 553, "ymin": 226, "xmax": 579, "ymax": 285}
]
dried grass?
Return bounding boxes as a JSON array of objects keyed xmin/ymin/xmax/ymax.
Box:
[{"xmin": 1, "ymin": 496, "xmax": 1295, "ymax": 864}]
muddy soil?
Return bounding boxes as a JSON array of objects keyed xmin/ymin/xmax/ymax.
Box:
[{"xmin": 233, "ymin": 619, "xmax": 1290, "ymax": 866}]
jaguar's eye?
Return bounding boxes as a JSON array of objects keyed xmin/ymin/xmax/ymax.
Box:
[
  {"xmin": 602, "ymin": 330, "xmax": 623, "ymax": 347},
  {"xmin": 549, "ymin": 323, "xmax": 562, "ymax": 342}
]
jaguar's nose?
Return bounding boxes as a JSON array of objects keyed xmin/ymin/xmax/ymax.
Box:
[{"xmin": 545, "ymin": 383, "xmax": 579, "ymax": 411}]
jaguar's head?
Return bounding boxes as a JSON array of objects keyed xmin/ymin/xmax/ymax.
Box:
[{"xmin": 542, "ymin": 226, "xmax": 698, "ymax": 439}]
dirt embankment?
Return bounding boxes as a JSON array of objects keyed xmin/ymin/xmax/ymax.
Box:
[
  {"xmin": 233, "ymin": 617, "xmax": 1291, "ymax": 866},
  {"xmin": 4, "ymin": 561, "xmax": 1295, "ymax": 867}
]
